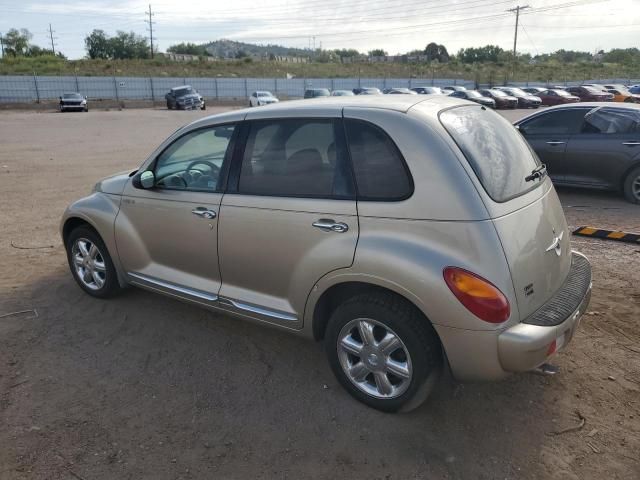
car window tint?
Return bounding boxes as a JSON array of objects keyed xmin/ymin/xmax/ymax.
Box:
[
  {"xmin": 440, "ymin": 105, "xmax": 540, "ymax": 203},
  {"xmin": 238, "ymin": 119, "xmax": 352, "ymax": 198},
  {"xmin": 521, "ymin": 109, "xmax": 588, "ymax": 135},
  {"xmin": 345, "ymin": 119, "xmax": 413, "ymax": 201},
  {"xmin": 582, "ymin": 108, "xmax": 640, "ymax": 134},
  {"xmin": 154, "ymin": 125, "xmax": 235, "ymax": 192}
]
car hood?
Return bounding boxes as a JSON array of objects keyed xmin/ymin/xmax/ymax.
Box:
[
  {"xmin": 258, "ymin": 97, "xmax": 279, "ymax": 102},
  {"xmin": 95, "ymin": 170, "xmax": 132, "ymax": 195},
  {"xmin": 61, "ymin": 98, "xmax": 84, "ymax": 102}
]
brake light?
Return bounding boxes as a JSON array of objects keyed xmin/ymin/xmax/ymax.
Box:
[{"xmin": 443, "ymin": 267, "xmax": 510, "ymax": 323}]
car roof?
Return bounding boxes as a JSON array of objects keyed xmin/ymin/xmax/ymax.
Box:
[
  {"xmin": 514, "ymin": 102, "xmax": 640, "ymax": 124},
  {"xmin": 171, "ymin": 85, "xmax": 192, "ymax": 90}
]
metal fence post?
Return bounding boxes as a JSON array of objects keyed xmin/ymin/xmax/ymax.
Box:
[
  {"xmin": 244, "ymin": 77, "xmax": 248, "ymax": 97},
  {"xmin": 331, "ymin": 78, "xmax": 334, "ymax": 91},
  {"xmin": 150, "ymin": 77, "xmax": 155, "ymax": 102},
  {"xmin": 113, "ymin": 76, "xmax": 119, "ymax": 101},
  {"xmin": 33, "ymin": 73, "xmax": 40, "ymax": 103},
  {"xmin": 214, "ymin": 78, "xmax": 218, "ymax": 100},
  {"xmin": 274, "ymin": 78, "xmax": 278, "ymax": 97},
  {"xmin": 75, "ymin": 73, "xmax": 79, "ymax": 92}
]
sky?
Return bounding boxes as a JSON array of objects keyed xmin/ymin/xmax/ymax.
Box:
[{"xmin": 1, "ymin": 0, "xmax": 638, "ymax": 59}]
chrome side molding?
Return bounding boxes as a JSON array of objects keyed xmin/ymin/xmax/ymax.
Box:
[
  {"xmin": 218, "ymin": 297, "xmax": 298, "ymax": 322},
  {"xmin": 128, "ymin": 272, "xmax": 218, "ymax": 302}
]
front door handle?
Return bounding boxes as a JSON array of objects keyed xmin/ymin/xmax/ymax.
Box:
[
  {"xmin": 192, "ymin": 208, "xmax": 217, "ymax": 219},
  {"xmin": 313, "ymin": 219, "xmax": 349, "ymax": 233},
  {"xmin": 622, "ymin": 141, "xmax": 640, "ymax": 146},
  {"xmin": 546, "ymin": 141, "xmax": 566, "ymax": 146}
]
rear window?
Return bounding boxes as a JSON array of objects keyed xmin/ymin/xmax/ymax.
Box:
[{"xmin": 440, "ymin": 105, "xmax": 541, "ymax": 202}]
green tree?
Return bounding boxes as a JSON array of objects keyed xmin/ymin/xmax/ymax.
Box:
[
  {"xmin": 334, "ymin": 48, "xmax": 360, "ymax": 58},
  {"xmin": 457, "ymin": 45, "xmax": 504, "ymax": 63},
  {"xmin": 368, "ymin": 49, "xmax": 387, "ymax": 57},
  {"xmin": 167, "ymin": 42, "xmax": 208, "ymax": 56},
  {"xmin": 85, "ymin": 29, "xmax": 112, "ymax": 59},
  {"xmin": 4, "ymin": 28, "xmax": 32, "ymax": 57},
  {"xmin": 109, "ymin": 31, "xmax": 149, "ymax": 59}
]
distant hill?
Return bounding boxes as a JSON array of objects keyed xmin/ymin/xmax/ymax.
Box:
[{"xmin": 203, "ymin": 39, "xmax": 310, "ymax": 59}]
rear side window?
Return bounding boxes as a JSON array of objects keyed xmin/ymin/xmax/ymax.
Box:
[
  {"xmin": 440, "ymin": 105, "xmax": 540, "ymax": 202},
  {"xmin": 238, "ymin": 119, "xmax": 352, "ymax": 198},
  {"xmin": 582, "ymin": 108, "xmax": 640, "ymax": 134},
  {"xmin": 345, "ymin": 119, "xmax": 413, "ymax": 201}
]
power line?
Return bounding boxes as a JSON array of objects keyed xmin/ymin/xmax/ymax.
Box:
[{"xmin": 144, "ymin": 4, "xmax": 155, "ymax": 58}]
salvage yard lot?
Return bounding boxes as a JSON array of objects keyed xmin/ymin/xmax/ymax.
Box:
[{"xmin": 0, "ymin": 108, "xmax": 638, "ymax": 480}]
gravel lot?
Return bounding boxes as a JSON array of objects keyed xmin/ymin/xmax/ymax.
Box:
[{"xmin": 0, "ymin": 107, "xmax": 638, "ymax": 480}]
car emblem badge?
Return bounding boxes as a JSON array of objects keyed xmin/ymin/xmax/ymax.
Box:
[{"xmin": 545, "ymin": 229, "xmax": 564, "ymax": 257}]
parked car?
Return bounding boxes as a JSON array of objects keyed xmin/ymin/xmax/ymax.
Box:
[
  {"xmin": 59, "ymin": 92, "xmax": 88, "ymax": 112},
  {"xmin": 165, "ymin": 86, "xmax": 205, "ymax": 110},
  {"xmin": 353, "ymin": 87, "xmax": 382, "ymax": 95},
  {"xmin": 601, "ymin": 85, "xmax": 640, "ymax": 103},
  {"xmin": 411, "ymin": 86, "xmax": 445, "ymax": 95},
  {"xmin": 443, "ymin": 86, "xmax": 467, "ymax": 93},
  {"xmin": 304, "ymin": 88, "xmax": 331, "ymax": 99},
  {"xmin": 249, "ymin": 91, "xmax": 279, "ymax": 107},
  {"xmin": 479, "ymin": 89, "xmax": 518, "ymax": 109},
  {"xmin": 61, "ymin": 95, "xmax": 592, "ymax": 412},
  {"xmin": 495, "ymin": 87, "xmax": 542, "ymax": 108},
  {"xmin": 515, "ymin": 103, "xmax": 640, "ymax": 203},
  {"xmin": 448, "ymin": 89, "xmax": 496, "ymax": 108},
  {"xmin": 565, "ymin": 86, "xmax": 614, "ymax": 102},
  {"xmin": 536, "ymin": 89, "xmax": 581, "ymax": 106},
  {"xmin": 523, "ymin": 87, "xmax": 547, "ymax": 95},
  {"xmin": 331, "ymin": 90, "xmax": 355, "ymax": 96},
  {"xmin": 382, "ymin": 87, "xmax": 417, "ymax": 94}
]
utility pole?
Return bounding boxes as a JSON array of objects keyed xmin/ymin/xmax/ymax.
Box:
[
  {"xmin": 0, "ymin": 32, "xmax": 4, "ymax": 58},
  {"xmin": 48, "ymin": 23, "xmax": 57, "ymax": 55},
  {"xmin": 507, "ymin": 4, "xmax": 530, "ymax": 79},
  {"xmin": 145, "ymin": 4, "xmax": 155, "ymax": 59}
]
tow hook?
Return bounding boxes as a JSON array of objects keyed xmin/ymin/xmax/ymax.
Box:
[{"xmin": 532, "ymin": 363, "xmax": 559, "ymax": 376}]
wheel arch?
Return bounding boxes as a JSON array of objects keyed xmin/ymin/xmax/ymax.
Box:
[{"xmin": 309, "ymin": 279, "xmax": 440, "ymax": 345}]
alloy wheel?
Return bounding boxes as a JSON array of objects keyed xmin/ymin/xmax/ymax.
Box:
[
  {"xmin": 337, "ymin": 318, "xmax": 413, "ymax": 399},
  {"xmin": 632, "ymin": 175, "xmax": 640, "ymax": 201},
  {"xmin": 71, "ymin": 238, "xmax": 106, "ymax": 290}
]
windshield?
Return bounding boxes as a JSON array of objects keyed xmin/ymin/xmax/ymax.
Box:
[
  {"xmin": 490, "ymin": 90, "xmax": 507, "ymax": 97},
  {"xmin": 466, "ymin": 90, "xmax": 482, "ymax": 98},
  {"xmin": 257, "ymin": 92, "xmax": 273, "ymax": 97},
  {"xmin": 63, "ymin": 93, "xmax": 82, "ymax": 99},
  {"xmin": 174, "ymin": 88, "xmax": 193, "ymax": 97},
  {"xmin": 440, "ymin": 105, "xmax": 541, "ymax": 202},
  {"xmin": 554, "ymin": 89, "xmax": 571, "ymax": 97},
  {"xmin": 583, "ymin": 86, "xmax": 601, "ymax": 94},
  {"xmin": 507, "ymin": 88, "xmax": 527, "ymax": 97}
]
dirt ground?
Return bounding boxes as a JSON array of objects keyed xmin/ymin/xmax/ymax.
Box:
[{"xmin": 0, "ymin": 108, "xmax": 638, "ymax": 480}]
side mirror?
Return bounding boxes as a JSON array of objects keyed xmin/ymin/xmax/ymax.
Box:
[
  {"xmin": 516, "ymin": 125, "xmax": 526, "ymax": 135},
  {"xmin": 132, "ymin": 170, "xmax": 155, "ymax": 189}
]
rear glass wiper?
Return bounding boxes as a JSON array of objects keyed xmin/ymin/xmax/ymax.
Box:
[{"xmin": 525, "ymin": 163, "xmax": 547, "ymax": 182}]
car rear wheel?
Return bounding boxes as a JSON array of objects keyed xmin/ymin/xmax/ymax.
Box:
[
  {"xmin": 325, "ymin": 292, "xmax": 442, "ymax": 412},
  {"xmin": 623, "ymin": 166, "xmax": 640, "ymax": 204},
  {"xmin": 66, "ymin": 226, "xmax": 121, "ymax": 298}
]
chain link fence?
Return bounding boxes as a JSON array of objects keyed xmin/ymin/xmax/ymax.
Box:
[{"xmin": 0, "ymin": 75, "xmax": 476, "ymax": 103}]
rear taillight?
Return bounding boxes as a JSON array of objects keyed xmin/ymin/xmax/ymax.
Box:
[{"xmin": 443, "ymin": 267, "xmax": 510, "ymax": 323}]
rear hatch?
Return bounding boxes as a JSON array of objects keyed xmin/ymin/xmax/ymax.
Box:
[{"xmin": 440, "ymin": 105, "xmax": 572, "ymax": 320}]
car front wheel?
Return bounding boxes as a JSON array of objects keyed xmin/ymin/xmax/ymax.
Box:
[
  {"xmin": 325, "ymin": 292, "xmax": 442, "ymax": 412},
  {"xmin": 66, "ymin": 226, "xmax": 121, "ymax": 298}
]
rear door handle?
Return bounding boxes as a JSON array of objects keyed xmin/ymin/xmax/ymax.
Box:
[
  {"xmin": 192, "ymin": 207, "xmax": 217, "ymax": 219},
  {"xmin": 622, "ymin": 141, "xmax": 640, "ymax": 146},
  {"xmin": 546, "ymin": 141, "xmax": 566, "ymax": 146},
  {"xmin": 313, "ymin": 219, "xmax": 349, "ymax": 233}
]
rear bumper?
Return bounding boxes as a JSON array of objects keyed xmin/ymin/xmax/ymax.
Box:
[
  {"xmin": 498, "ymin": 251, "xmax": 592, "ymax": 372},
  {"xmin": 436, "ymin": 251, "xmax": 592, "ymax": 381}
]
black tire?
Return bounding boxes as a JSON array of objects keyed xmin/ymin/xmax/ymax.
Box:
[
  {"xmin": 201, "ymin": 103, "xmax": 206, "ymax": 110},
  {"xmin": 623, "ymin": 165, "xmax": 640, "ymax": 204},
  {"xmin": 66, "ymin": 226, "xmax": 121, "ymax": 298},
  {"xmin": 325, "ymin": 292, "xmax": 442, "ymax": 413},
  {"xmin": 84, "ymin": 107, "xmax": 89, "ymax": 112},
  {"xmin": 167, "ymin": 101, "xmax": 173, "ymax": 110}
]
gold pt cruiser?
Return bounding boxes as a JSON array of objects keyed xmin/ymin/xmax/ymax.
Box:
[{"xmin": 61, "ymin": 95, "xmax": 592, "ymax": 412}]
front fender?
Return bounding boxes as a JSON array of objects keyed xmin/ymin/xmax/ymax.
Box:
[{"xmin": 60, "ymin": 192, "xmax": 126, "ymax": 286}]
